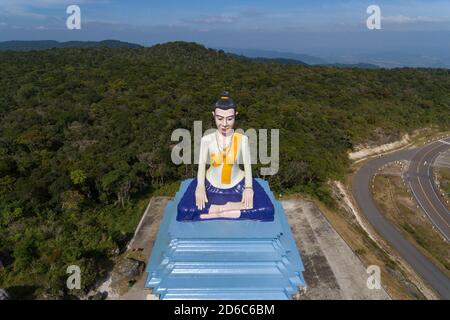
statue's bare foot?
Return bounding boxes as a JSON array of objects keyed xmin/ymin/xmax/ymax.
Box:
[
  {"xmin": 224, "ymin": 201, "xmax": 247, "ymax": 210},
  {"xmin": 206, "ymin": 202, "xmax": 243, "ymax": 214},
  {"xmin": 208, "ymin": 204, "xmax": 222, "ymax": 213},
  {"xmin": 200, "ymin": 202, "xmax": 245, "ymax": 219},
  {"xmin": 200, "ymin": 209, "xmax": 241, "ymax": 219}
]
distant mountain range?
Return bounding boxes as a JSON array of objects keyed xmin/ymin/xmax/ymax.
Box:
[
  {"xmin": 337, "ymin": 52, "xmax": 450, "ymax": 69},
  {"xmin": 319, "ymin": 62, "xmax": 380, "ymax": 69},
  {"xmin": 1, "ymin": 40, "xmax": 448, "ymax": 69},
  {"xmin": 216, "ymin": 47, "xmax": 328, "ymax": 65},
  {"xmin": 217, "ymin": 47, "xmax": 381, "ymax": 69},
  {"xmin": 0, "ymin": 40, "xmax": 381, "ymax": 68},
  {"xmin": 0, "ymin": 40, "xmax": 142, "ymax": 51},
  {"xmin": 230, "ymin": 54, "xmax": 379, "ymax": 69}
]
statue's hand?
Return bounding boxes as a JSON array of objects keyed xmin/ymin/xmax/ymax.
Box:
[
  {"xmin": 241, "ymin": 188, "xmax": 254, "ymax": 209},
  {"xmin": 195, "ymin": 186, "xmax": 208, "ymax": 210}
]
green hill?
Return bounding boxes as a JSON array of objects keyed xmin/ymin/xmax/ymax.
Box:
[
  {"xmin": 0, "ymin": 41, "xmax": 449, "ymax": 298},
  {"xmin": 0, "ymin": 40, "xmax": 142, "ymax": 51}
]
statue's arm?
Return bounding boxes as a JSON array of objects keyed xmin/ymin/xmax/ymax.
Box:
[
  {"xmin": 241, "ymin": 135, "xmax": 254, "ymax": 209},
  {"xmin": 195, "ymin": 136, "xmax": 208, "ymax": 209},
  {"xmin": 242, "ymin": 135, "xmax": 253, "ymax": 188},
  {"xmin": 197, "ymin": 136, "xmax": 208, "ymax": 188}
]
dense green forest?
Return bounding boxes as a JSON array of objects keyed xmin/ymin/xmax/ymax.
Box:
[
  {"xmin": 0, "ymin": 41, "xmax": 449, "ymax": 298},
  {"xmin": 0, "ymin": 40, "xmax": 142, "ymax": 51}
]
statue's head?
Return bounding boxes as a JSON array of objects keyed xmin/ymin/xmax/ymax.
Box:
[{"xmin": 212, "ymin": 91, "xmax": 238, "ymax": 136}]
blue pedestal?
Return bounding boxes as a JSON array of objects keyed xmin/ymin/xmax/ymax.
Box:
[{"xmin": 145, "ymin": 178, "xmax": 306, "ymax": 300}]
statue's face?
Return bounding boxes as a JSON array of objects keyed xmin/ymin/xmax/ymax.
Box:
[{"xmin": 212, "ymin": 108, "xmax": 238, "ymax": 135}]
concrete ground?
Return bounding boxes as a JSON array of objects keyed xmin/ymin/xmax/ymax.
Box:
[
  {"xmin": 118, "ymin": 197, "xmax": 390, "ymax": 300},
  {"xmin": 116, "ymin": 197, "xmax": 171, "ymax": 300},
  {"xmin": 283, "ymin": 200, "xmax": 389, "ymax": 300}
]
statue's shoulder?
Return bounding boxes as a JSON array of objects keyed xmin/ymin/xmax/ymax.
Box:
[
  {"xmin": 235, "ymin": 132, "xmax": 248, "ymax": 142},
  {"xmin": 201, "ymin": 132, "xmax": 215, "ymax": 143}
]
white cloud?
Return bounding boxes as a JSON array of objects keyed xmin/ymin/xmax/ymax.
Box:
[
  {"xmin": 0, "ymin": 0, "xmax": 97, "ymax": 6},
  {"xmin": 240, "ymin": 8, "xmax": 264, "ymax": 18},
  {"xmin": 0, "ymin": 0, "xmax": 107, "ymax": 19},
  {"xmin": 382, "ymin": 15, "xmax": 448, "ymax": 24},
  {"xmin": 185, "ymin": 14, "xmax": 239, "ymax": 25},
  {"xmin": 0, "ymin": 2, "xmax": 48, "ymax": 19}
]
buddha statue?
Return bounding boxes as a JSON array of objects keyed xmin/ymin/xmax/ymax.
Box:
[{"xmin": 177, "ymin": 92, "xmax": 274, "ymax": 221}]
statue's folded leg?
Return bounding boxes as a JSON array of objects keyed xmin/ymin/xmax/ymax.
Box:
[
  {"xmin": 177, "ymin": 178, "xmax": 274, "ymax": 222},
  {"xmin": 239, "ymin": 179, "xmax": 274, "ymax": 221},
  {"xmin": 177, "ymin": 179, "xmax": 210, "ymax": 221},
  {"xmin": 199, "ymin": 202, "xmax": 244, "ymax": 219},
  {"xmin": 200, "ymin": 210, "xmax": 241, "ymax": 219}
]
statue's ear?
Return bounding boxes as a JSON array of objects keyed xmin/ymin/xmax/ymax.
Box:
[
  {"xmin": 211, "ymin": 111, "xmax": 215, "ymax": 117},
  {"xmin": 235, "ymin": 111, "xmax": 239, "ymax": 116}
]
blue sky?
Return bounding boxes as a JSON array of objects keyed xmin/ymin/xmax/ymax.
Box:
[
  {"xmin": 1, "ymin": 1, "xmax": 449, "ymax": 66},
  {"xmin": 1, "ymin": 0, "xmax": 449, "ymax": 31}
]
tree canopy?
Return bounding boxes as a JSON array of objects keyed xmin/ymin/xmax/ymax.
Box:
[{"xmin": 0, "ymin": 41, "xmax": 449, "ymax": 298}]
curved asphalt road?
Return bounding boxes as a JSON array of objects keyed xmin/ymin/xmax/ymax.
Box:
[{"xmin": 352, "ymin": 138, "xmax": 450, "ymax": 299}]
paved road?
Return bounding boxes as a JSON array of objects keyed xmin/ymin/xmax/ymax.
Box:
[
  {"xmin": 406, "ymin": 140, "xmax": 450, "ymax": 241},
  {"xmin": 352, "ymin": 138, "xmax": 450, "ymax": 299}
]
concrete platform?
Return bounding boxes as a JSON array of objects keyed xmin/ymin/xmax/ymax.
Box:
[
  {"xmin": 284, "ymin": 200, "xmax": 390, "ymax": 300},
  {"xmin": 144, "ymin": 179, "xmax": 306, "ymax": 300},
  {"xmin": 119, "ymin": 196, "xmax": 390, "ymax": 300}
]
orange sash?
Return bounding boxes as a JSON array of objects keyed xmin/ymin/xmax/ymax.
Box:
[{"xmin": 210, "ymin": 133, "xmax": 241, "ymax": 185}]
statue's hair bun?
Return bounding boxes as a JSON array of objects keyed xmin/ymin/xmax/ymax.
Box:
[{"xmin": 214, "ymin": 91, "xmax": 236, "ymax": 110}]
